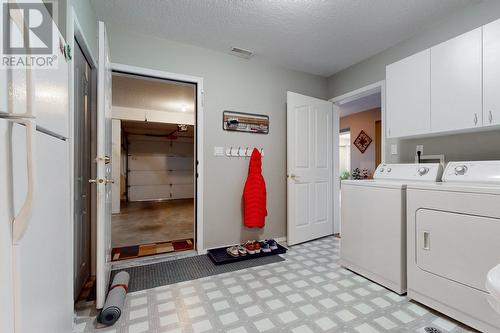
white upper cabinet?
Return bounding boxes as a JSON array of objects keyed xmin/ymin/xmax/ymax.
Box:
[
  {"xmin": 430, "ymin": 28, "xmax": 482, "ymax": 133},
  {"xmin": 483, "ymin": 18, "xmax": 500, "ymax": 127},
  {"xmin": 386, "ymin": 49, "xmax": 431, "ymax": 138}
]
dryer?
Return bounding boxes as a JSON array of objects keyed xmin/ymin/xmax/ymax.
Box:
[
  {"xmin": 407, "ymin": 161, "xmax": 500, "ymax": 333},
  {"xmin": 340, "ymin": 163, "xmax": 443, "ymax": 294}
]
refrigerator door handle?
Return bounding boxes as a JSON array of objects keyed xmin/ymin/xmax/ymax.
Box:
[{"xmin": 12, "ymin": 118, "xmax": 35, "ymax": 244}]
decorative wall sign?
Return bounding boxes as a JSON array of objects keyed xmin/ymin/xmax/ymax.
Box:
[
  {"xmin": 223, "ymin": 111, "xmax": 269, "ymax": 134},
  {"xmin": 353, "ymin": 130, "xmax": 372, "ymax": 153}
]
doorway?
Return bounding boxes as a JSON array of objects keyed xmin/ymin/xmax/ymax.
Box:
[
  {"xmin": 339, "ymin": 129, "xmax": 351, "ymax": 180},
  {"xmin": 331, "ymin": 81, "xmax": 386, "ymax": 234},
  {"xmin": 73, "ymin": 39, "xmax": 94, "ymax": 299},
  {"xmin": 109, "ymin": 73, "xmax": 197, "ymax": 261}
]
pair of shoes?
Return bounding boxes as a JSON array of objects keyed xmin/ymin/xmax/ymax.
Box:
[
  {"xmin": 226, "ymin": 245, "xmax": 248, "ymax": 257},
  {"xmin": 244, "ymin": 240, "xmax": 261, "ymax": 254},
  {"xmin": 260, "ymin": 239, "xmax": 278, "ymax": 253}
]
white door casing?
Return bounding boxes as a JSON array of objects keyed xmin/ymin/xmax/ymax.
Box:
[
  {"xmin": 96, "ymin": 21, "xmax": 113, "ymax": 309},
  {"xmin": 287, "ymin": 92, "xmax": 334, "ymax": 246}
]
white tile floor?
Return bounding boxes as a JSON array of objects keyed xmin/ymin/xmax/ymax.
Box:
[{"xmin": 75, "ymin": 237, "xmax": 476, "ymax": 333}]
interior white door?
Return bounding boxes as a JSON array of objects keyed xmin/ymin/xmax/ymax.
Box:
[
  {"xmin": 96, "ymin": 21, "xmax": 113, "ymax": 309},
  {"xmin": 287, "ymin": 92, "xmax": 334, "ymax": 246}
]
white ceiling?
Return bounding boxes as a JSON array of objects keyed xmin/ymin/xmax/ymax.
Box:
[
  {"xmin": 92, "ymin": 0, "xmax": 480, "ymax": 76},
  {"xmin": 339, "ymin": 92, "xmax": 381, "ymax": 117},
  {"xmin": 112, "ymin": 73, "xmax": 196, "ymax": 113}
]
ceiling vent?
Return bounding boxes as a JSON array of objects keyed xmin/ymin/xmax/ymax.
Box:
[{"xmin": 231, "ymin": 47, "xmax": 253, "ymax": 59}]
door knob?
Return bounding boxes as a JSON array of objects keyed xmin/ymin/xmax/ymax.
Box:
[
  {"xmin": 89, "ymin": 178, "xmax": 114, "ymax": 184},
  {"xmin": 95, "ymin": 155, "xmax": 111, "ymax": 164}
]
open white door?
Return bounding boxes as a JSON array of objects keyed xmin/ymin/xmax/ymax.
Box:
[
  {"xmin": 95, "ymin": 21, "xmax": 113, "ymax": 309},
  {"xmin": 287, "ymin": 92, "xmax": 336, "ymax": 246}
]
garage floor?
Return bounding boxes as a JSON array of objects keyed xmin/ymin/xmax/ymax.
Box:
[{"xmin": 112, "ymin": 199, "xmax": 194, "ymax": 248}]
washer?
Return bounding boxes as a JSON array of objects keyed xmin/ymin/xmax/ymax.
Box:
[
  {"xmin": 407, "ymin": 161, "xmax": 500, "ymax": 333},
  {"xmin": 340, "ymin": 163, "xmax": 443, "ymax": 294}
]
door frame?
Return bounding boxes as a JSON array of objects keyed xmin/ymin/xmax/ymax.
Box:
[
  {"xmin": 330, "ymin": 80, "xmax": 386, "ymax": 234},
  {"xmin": 68, "ymin": 8, "xmax": 99, "ymax": 297},
  {"xmin": 110, "ymin": 62, "xmax": 205, "ymax": 254}
]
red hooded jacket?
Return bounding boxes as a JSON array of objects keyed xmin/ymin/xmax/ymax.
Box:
[{"xmin": 243, "ymin": 148, "xmax": 267, "ymax": 228}]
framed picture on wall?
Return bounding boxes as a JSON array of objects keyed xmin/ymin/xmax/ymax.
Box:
[{"xmin": 353, "ymin": 130, "xmax": 372, "ymax": 153}]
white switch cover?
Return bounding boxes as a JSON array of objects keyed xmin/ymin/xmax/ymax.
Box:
[
  {"xmin": 214, "ymin": 146, "xmax": 224, "ymax": 157},
  {"xmin": 416, "ymin": 145, "xmax": 424, "ymax": 154},
  {"xmin": 391, "ymin": 144, "xmax": 398, "ymax": 155}
]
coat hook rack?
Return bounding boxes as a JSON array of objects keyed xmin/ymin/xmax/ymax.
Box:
[{"xmin": 225, "ymin": 146, "xmax": 264, "ymax": 158}]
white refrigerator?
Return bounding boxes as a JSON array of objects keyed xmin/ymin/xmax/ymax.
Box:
[{"xmin": 0, "ymin": 9, "xmax": 73, "ymax": 333}]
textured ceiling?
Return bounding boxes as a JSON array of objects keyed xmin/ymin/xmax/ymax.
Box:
[
  {"xmin": 92, "ymin": 0, "xmax": 480, "ymax": 76},
  {"xmin": 112, "ymin": 73, "xmax": 196, "ymax": 113}
]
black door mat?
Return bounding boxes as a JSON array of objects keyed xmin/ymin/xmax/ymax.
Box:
[
  {"xmin": 207, "ymin": 244, "xmax": 287, "ymax": 265},
  {"xmin": 111, "ymin": 253, "xmax": 285, "ymax": 292}
]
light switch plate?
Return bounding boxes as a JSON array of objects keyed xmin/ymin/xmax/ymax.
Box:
[
  {"xmin": 391, "ymin": 144, "xmax": 398, "ymax": 155},
  {"xmin": 416, "ymin": 145, "xmax": 424, "ymax": 155},
  {"xmin": 214, "ymin": 146, "xmax": 224, "ymax": 157}
]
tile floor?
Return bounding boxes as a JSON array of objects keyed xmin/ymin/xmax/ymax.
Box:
[{"xmin": 75, "ymin": 237, "xmax": 476, "ymax": 333}]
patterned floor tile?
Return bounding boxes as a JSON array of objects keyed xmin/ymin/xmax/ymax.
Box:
[{"xmin": 75, "ymin": 237, "xmax": 477, "ymax": 333}]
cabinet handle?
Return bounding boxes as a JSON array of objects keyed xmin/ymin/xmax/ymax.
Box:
[
  {"xmin": 474, "ymin": 113, "xmax": 478, "ymax": 126},
  {"xmin": 423, "ymin": 231, "xmax": 430, "ymax": 250},
  {"xmin": 489, "ymin": 111, "xmax": 493, "ymax": 124}
]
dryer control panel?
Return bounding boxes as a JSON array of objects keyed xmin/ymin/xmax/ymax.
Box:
[
  {"xmin": 374, "ymin": 163, "xmax": 443, "ymax": 181},
  {"xmin": 443, "ymin": 161, "xmax": 500, "ymax": 183}
]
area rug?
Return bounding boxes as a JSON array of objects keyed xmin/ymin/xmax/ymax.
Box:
[
  {"xmin": 111, "ymin": 239, "xmax": 194, "ymax": 261},
  {"xmin": 111, "ymin": 253, "xmax": 285, "ymax": 292}
]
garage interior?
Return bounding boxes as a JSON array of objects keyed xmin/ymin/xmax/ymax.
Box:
[{"xmin": 110, "ymin": 74, "xmax": 196, "ymax": 259}]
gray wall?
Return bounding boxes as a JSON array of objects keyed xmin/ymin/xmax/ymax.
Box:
[
  {"xmin": 52, "ymin": 0, "xmax": 98, "ymax": 60},
  {"xmin": 106, "ymin": 25, "xmax": 328, "ymax": 249},
  {"xmin": 67, "ymin": 0, "xmax": 98, "ymax": 60},
  {"xmin": 329, "ymin": 0, "xmax": 500, "ymax": 164}
]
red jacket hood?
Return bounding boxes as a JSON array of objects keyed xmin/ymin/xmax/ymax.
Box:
[{"xmin": 248, "ymin": 148, "xmax": 262, "ymax": 174}]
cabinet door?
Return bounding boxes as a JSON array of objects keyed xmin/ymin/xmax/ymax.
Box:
[
  {"xmin": 483, "ymin": 19, "xmax": 500, "ymax": 127},
  {"xmin": 431, "ymin": 28, "xmax": 482, "ymax": 132},
  {"xmin": 386, "ymin": 49, "xmax": 431, "ymax": 138}
]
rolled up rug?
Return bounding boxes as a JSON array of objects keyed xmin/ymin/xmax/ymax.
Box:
[{"xmin": 97, "ymin": 271, "xmax": 130, "ymax": 326}]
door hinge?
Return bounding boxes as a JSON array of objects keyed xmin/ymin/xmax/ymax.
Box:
[{"xmin": 83, "ymin": 79, "xmax": 89, "ymax": 96}]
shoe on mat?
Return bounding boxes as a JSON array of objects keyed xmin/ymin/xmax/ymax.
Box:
[
  {"xmin": 237, "ymin": 245, "xmax": 248, "ymax": 256},
  {"xmin": 226, "ymin": 246, "xmax": 239, "ymax": 257},
  {"xmin": 244, "ymin": 241, "xmax": 256, "ymax": 254},
  {"xmin": 260, "ymin": 241, "xmax": 271, "ymax": 253},
  {"xmin": 253, "ymin": 241, "xmax": 261, "ymax": 254},
  {"xmin": 266, "ymin": 239, "xmax": 278, "ymax": 250}
]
